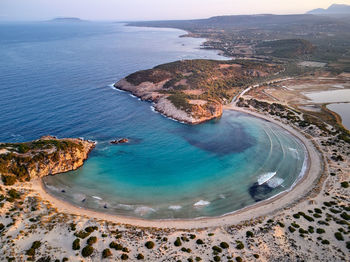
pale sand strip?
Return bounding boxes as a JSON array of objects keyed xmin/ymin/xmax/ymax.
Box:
[{"xmin": 33, "ymin": 105, "xmax": 323, "ymax": 229}]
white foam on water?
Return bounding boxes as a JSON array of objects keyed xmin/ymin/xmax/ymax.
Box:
[
  {"xmin": 168, "ymin": 205, "xmax": 182, "ymax": 210},
  {"xmin": 219, "ymin": 194, "xmax": 226, "ymax": 199},
  {"xmin": 257, "ymin": 172, "xmax": 277, "ymax": 185},
  {"xmin": 92, "ymin": 196, "xmax": 102, "ymax": 200},
  {"xmin": 267, "ymin": 177, "xmax": 284, "ymax": 188},
  {"xmin": 194, "ymin": 200, "xmax": 210, "ymax": 207},
  {"xmin": 117, "ymin": 204, "xmax": 134, "ymax": 210},
  {"xmin": 134, "ymin": 206, "xmax": 156, "ymax": 216}
]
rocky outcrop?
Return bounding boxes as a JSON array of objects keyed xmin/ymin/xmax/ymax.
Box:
[
  {"xmin": 114, "ymin": 79, "xmax": 223, "ymax": 124},
  {"xmin": 114, "ymin": 59, "xmax": 282, "ymax": 124},
  {"xmin": 0, "ymin": 136, "xmax": 95, "ymax": 185},
  {"xmin": 110, "ymin": 138, "xmax": 129, "ymax": 144}
]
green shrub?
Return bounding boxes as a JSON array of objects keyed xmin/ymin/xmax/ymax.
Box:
[
  {"xmin": 253, "ymin": 254, "xmax": 260, "ymax": 258},
  {"xmin": 87, "ymin": 236, "xmax": 97, "ymax": 245},
  {"xmin": 314, "ymin": 208, "xmax": 322, "ymax": 214},
  {"xmin": 81, "ymin": 245, "xmax": 94, "ymax": 257},
  {"xmin": 334, "ymin": 232, "xmax": 344, "ymax": 241},
  {"xmin": 220, "ymin": 242, "xmax": 229, "ymax": 249},
  {"xmin": 2, "ymin": 175, "xmax": 16, "ymax": 186},
  {"xmin": 196, "ymin": 239, "xmax": 204, "ymax": 244},
  {"xmin": 121, "ymin": 254, "xmax": 128, "ymax": 260},
  {"xmin": 72, "ymin": 239, "xmax": 80, "ymax": 250},
  {"xmin": 26, "ymin": 248, "xmax": 35, "ymax": 256},
  {"xmin": 212, "ymin": 246, "xmax": 222, "ymax": 253},
  {"xmin": 74, "ymin": 230, "xmax": 91, "ymax": 239},
  {"xmin": 316, "ymin": 228, "xmax": 325, "ymax": 234},
  {"xmin": 277, "ymin": 222, "xmax": 285, "ymax": 227},
  {"xmin": 341, "ymin": 181, "xmax": 349, "ymax": 188},
  {"xmin": 136, "ymin": 253, "xmax": 144, "ymax": 260},
  {"xmin": 31, "ymin": 241, "xmax": 41, "ymax": 249},
  {"xmin": 236, "ymin": 257, "xmax": 243, "ymax": 262},
  {"xmin": 85, "ymin": 226, "xmax": 97, "ymax": 232},
  {"xmin": 340, "ymin": 212, "xmax": 350, "ymax": 220},
  {"xmin": 189, "ymin": 234, "xmax": 196, "ymax": 239},
  {"xmin": 174, "ymin": 237, "xmax": 182, "ymax": 246},
  {"xmin": 8, "ymin": 189, "xmax": 20, "ymax": 199},
  {"xmin": 102, "ymin": 248, "xmax": 112, "ymax": 258},
  {"xmin": 145, "ymin": 241, "xmax": 154, "ymax": 249},
  {"xmin": 0, "ymin": 223, "xmax": 4, "ymax": 231},
  {"xmin": 236, "ymin": 241, "xmax": 244, "ymax": 250},
  {"xmin": 195, "ymin": 257, "xmax": 202, "ymax": 261},
  {"xmin": 293, "ymin": 213, "xmax": 300, "ymax": 219},
  {"xmin": 291, "ymin": 222, "xmax": 300, "ymax": 228},
  {"xmin": 213, "ymin": 256, "xmax": 221, "ymax": 262},
  {"xmin": 246, "ymin": 231, "xmax": 254, "ymax": 237},
  {"xmin": 321, "ymin": 239, "xmax": 330, "ymax": 245},
  {"xmin": 288, "ymin": 226, "xmax": 295, "ymax": 233}
]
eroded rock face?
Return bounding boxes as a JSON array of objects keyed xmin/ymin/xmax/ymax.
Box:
[
  {"xmin": 114, "ymin": 60, "xmax": 282, "ymax": 124},
  {"xmin": 0, "ymin": 136, "xmax": 95, "ymax": 185}
]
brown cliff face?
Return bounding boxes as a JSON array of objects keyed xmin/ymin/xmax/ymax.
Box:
[
  {"xmin": 114, "ymin": 59, "xmax": 282, "ymax": 124},
  {"xmin": 0, "ymin": 136, "xmax": 95, "ymax": 185}
]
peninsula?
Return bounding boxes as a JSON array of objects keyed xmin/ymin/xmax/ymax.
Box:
[
  {"xmin": 115, "ymin": 59, "xmax": 282, "ymax": 123},
  {"xmin": 0, "ymin": 136, "xmax": 95, "ymax": 186}
]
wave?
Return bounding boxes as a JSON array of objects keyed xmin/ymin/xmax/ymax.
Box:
[
  {"xmin": 257, "ymin": 172, "xmax": 277, "ymax": 185},
  {"xmin": 267, "ymin": 177, "xmax": 284, "ymax": 188},
  {"xmin": 194, "ymin": 200, "xmax": 210, "ymax": 207},
  {"xmin": 92, "ymin": 196, "xmax": 102, "ymax": 200},
  {"xmin": 117, "ymin": 204, "xmax": 134, "ymax": 210},
  {"xmin": 134, "ymin": 206, "xmax": 156, "ymax": 216},
  {"xmin": 168, "ymin": 205, "xmax": 182, "ymax": 210}
]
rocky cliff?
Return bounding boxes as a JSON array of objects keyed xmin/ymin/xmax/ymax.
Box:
[
  {"xmin": 0, "ymin": 136, "xmax": 95, "ymax": 185},
  {"xmin": 115, "ymin": 59, "xmax": 282, "ymax": 124}
]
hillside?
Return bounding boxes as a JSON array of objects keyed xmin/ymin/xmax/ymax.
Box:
[
  {"xmin": 307, "ymin": 4, "xmax": 350, "ymax": 15},
  {"xmin": 0, "ymin": 136, "xmax": 95, "ymax": 185},
  {"xmin": 115, "ymin": 59, "xmax": 282, "ymax": 124}
]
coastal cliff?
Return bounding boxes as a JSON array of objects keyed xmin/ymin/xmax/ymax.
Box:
[
  {"xmin": 0, "ymin": 136, "xmax": 95, "ymax": 185},
  {"xmin": 115, "ymin": 59, "xmax": 282, "ymax": 124}
]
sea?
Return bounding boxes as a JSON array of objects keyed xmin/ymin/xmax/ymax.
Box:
[{"xmin": 0, "ymin": 21, "xmax": 306, "ymax": 219}]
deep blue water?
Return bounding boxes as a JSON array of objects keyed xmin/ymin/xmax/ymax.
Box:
[{"xmin": 0, "ymin": 22, "xmax": 306, "ymax": 219}]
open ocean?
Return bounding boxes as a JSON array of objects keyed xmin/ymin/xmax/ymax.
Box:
[{"xmin": 0, "ymin": 21, "xmax": 306, "ymax": 219}]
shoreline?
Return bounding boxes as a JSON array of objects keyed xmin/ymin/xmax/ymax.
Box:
[{"xmin": 35, "ymin": 105, "xmax": 323, "ymax": 230}]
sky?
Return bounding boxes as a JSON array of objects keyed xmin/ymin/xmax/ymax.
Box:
[{"xmin": 1, "ymin": 0, "xmax": 349, "ymax": 21}]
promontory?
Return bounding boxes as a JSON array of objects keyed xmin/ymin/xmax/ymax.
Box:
[
  {"xmin": 115, "ymin": 59, "xmax": 282, "ymax": 124},
  {"xmin": 0, "ymin": 136, "xmax": 95, "ymax": 185}
]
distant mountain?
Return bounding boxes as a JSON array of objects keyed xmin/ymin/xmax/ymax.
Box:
[
  {"xmin": 50, "ymin": 17, "xmax": 84, "ymax": 22},
  {"xmin": 307, "ymin": 4, "xmax": 350, "ymax": 14}
]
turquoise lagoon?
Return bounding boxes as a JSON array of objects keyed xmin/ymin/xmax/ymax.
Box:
[{"xmin": 0, "ymin": 22, "xmax": 306, "ymax": 219}]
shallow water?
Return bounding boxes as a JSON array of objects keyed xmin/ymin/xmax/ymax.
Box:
[
  {"xmin": 327, "ymin": 103, "xmax": 350, "ymax": 130},
  {"xmin": 0, "ymin": 21, "xmax": 306, "ymax": 219}
]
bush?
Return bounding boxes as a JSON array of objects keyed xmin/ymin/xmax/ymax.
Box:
[
  {"xmin": 31, "ymin": 241, "xmax": 41, "ymax": 249},
  {"xmin": 196, "ymin": 239, "xmax": 204, "ymax": 244},
  {"xmin": 253, "ymin": 254, "xmax": 260, "ymax": 258},
  {"xmin": 288, "ymin": 226, "xmax": 296, "ymax": 233},
  {"xmin": 246, "ymin": 231, "xmax": 254, "ymax": 237},
  {"xmin": 0, "ymin": 223, "xmax": 4, "ymax": 231},
  {"xmin": 85, "ymin": 226, "xmax": 97, "ymax": 232},
  {"xmin": 145, "ymin": 241, "xmax": 154, "ymax": 249},
  {"xmin": 316, "ymin": 228, "xmax": 325, "ymax": 234},
  {"xmin": 72, "ymin": 239, "xmax": 80, "ymax": 250},
  {"xmin": 8, "ymin": 189, "xmax": 20, "ymax": 199},
  {"xmin": 109, "ymin": 241, "xmax": 123, "ymax": 250},
  {"xmin": 121, "ymin": 254, "xmax": 129, "ymax": 260},
  {"xmin": 81, "ymin": 245, "xmax": 94, "ymax": 257},
  {"xmin": 212, "ymin": 246, "xmax": 222, "ymax": 253},
  {"xmin": 236, "ymin": 241, "xmax": 244, "ymax": 250},
  {"xmin": 334, "ymin": 232, "xmax": 344, "ymax": 241},
  {"xmin": 189, "ymin": 234, "xmax": 196, "ymax": 239},
  {"xmin": 341, "ymin": 181, "xmax": 349, "ymax": 188},
  {"xmin": 314, "ymin": 208, "xmax": 322, "ymax": 214},
  {"xmin": 220, "ymin": 242, "xmax": 229, "ymax": 249},
  {"xmin": 26, "ymin": 248, "xmax": 35, "ymax": 256},
  {"xmin": 87, "ymin": 236, "xmax": 97, "ymax": 245},
  {"xmin": 74, "ymin": 230, "xmax": 91, "ymax": 239},
  {"xmin": 2, "ymin": 175, "xmax": 16, "ymax": 186},
  {"xmin": 213, "ymin": 256, "xmax": 221, "ymax": 262},
  {"xmin": 174, "ymin": 237, "xmax": 182, "ymax": 246},
  {"xmin": 136, "ymin": 253, "xmax": 144, "ymax": 260},
  {"xmin": 321, "ymin": 239, "xmax": 330, "ymax": 245},
  {"xmin": 236, "ymin": 257, "xmax": 243, "ymax": 262},
  {"xmin": 102, "ymin": 248, "xmax": 112, "ymax": 258},
  {"xmin": 340, "ymin": 212, "xmax": 350, "ymax": 220},
  {"xmin": 277, "ymin": 222, "xmax": 285, "ymax": 228},
  {"xmin": 293, "ymin": 213, "xmax": 300, "ymax": 219}
]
